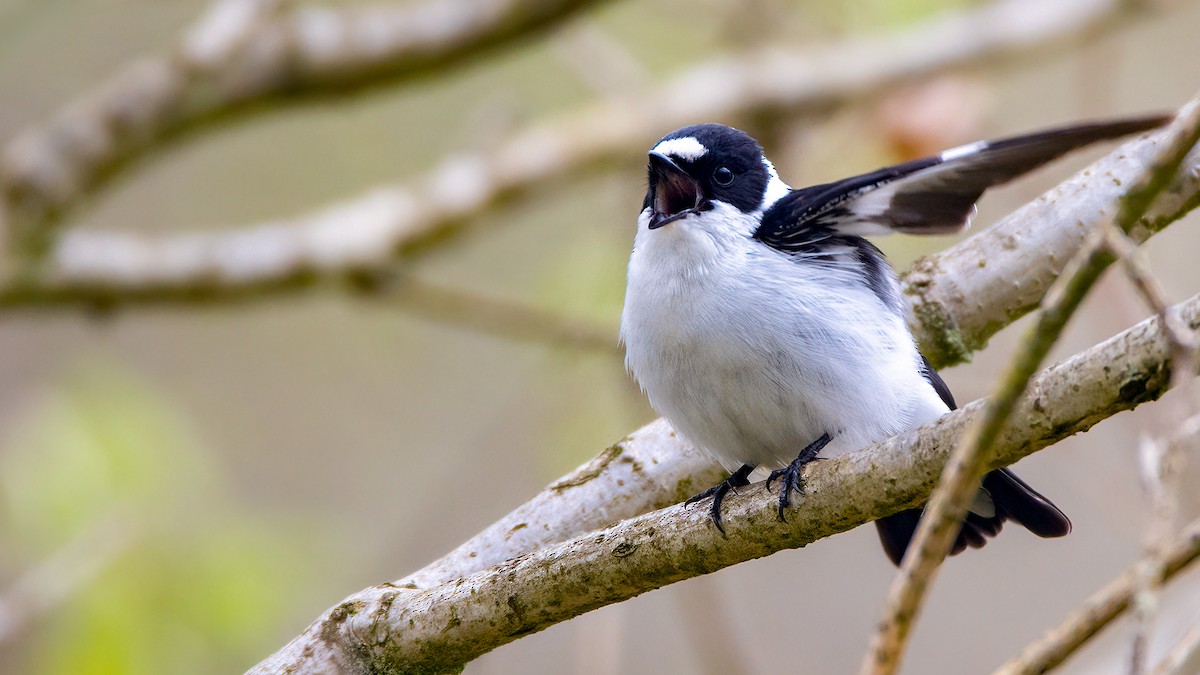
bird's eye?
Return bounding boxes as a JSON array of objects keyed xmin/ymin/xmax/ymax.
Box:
[{"xmin": 713, "ymin": 166, "xmax": 735, "ymax": 186}]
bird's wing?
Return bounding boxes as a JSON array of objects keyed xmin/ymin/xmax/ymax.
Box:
[{"xmin": 755, "ymin": 115, "xmax": 1169, "ymax": 252}]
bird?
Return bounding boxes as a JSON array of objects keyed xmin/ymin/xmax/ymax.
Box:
[{"xmin": 619, "ymin": 114, "xmax": 1169, "ymax": 565}]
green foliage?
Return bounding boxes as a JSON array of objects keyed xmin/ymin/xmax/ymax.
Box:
[
  {"xmin": 1, "ymin": 368, "xmax": 213, "ymax": 549},
  {"xmin": 806, "ymin": 0, "xmax": 972, "ymax": 31},
  {"xmin": 0, "ymin": 366, "xmax": 323, "ymax": 674}
]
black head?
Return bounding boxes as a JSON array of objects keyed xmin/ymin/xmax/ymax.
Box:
[{"xmin": 643, "ymin": 124, "xmax": 772, "ymax": 229}]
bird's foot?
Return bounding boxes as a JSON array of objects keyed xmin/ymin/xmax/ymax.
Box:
[
  {"xmin": 685, "ymin": 464, "xmax": 755, "ymax": 534},
  {"xmin": 766, "ymin": 433, "xmax": 832, "ymax": 522}
]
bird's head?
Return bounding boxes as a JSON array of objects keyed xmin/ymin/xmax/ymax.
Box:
[{"xmin": 642, "ymin": 124, "xmax": 787, "ymax": 230}]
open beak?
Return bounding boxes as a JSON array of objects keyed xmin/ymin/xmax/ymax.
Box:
[{"xmin": 647, "ymin": 152, "xmax": 707, "ymax": 229}]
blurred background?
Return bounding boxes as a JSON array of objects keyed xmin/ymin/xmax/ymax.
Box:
[{"xmin": 1, "ymin": 0, "xmax": 1199, "ymax": 673}]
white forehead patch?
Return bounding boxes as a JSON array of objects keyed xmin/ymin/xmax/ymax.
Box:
[{"xmin": 652, "ymin": 137, "xmax": 707, "ymax": 161}]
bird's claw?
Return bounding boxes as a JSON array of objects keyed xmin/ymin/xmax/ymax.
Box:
[
  {"xmin": 766, "ymin": 433, "xmax": 832, "ymax": 522},
  {"xmin": 686, "ymin": 464, "xmax": 754, "ymax": 534}
]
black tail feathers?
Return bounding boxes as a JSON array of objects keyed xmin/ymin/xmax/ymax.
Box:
[{"xmin": 874, "ymin": 468, "xmax": 1071, "ymax": 567}]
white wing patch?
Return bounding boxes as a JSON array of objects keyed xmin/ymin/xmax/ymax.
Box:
[
  {"xmin": 939, "ymin": 140, "xmax": 988, "ymax": 162},
  {"xmin": 831, "ymin": 183, "xmax": 905, "ymax": 236},
  {"xmin": 652, "ymin": 137, "xmax": 707, "ymax": 161},
  {"xmin": 835, "ymin": 159, "xmax": 987, "ymax": 236}
]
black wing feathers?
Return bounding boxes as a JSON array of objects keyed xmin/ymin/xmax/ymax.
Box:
[
  {"xmin": 757, "ymin": 114, "xmax": 1170, "ymax": 252},
  {"xmin": 884, "ymin": 115, "xmax": 1172, "ymax": 234},
  {"xmin": 984, "ymin": 469, "xmax": 1072, "ymax": 538},
  {"xmin": 755, "ymin": 156, "xmax": 942, "ymax": 249}
]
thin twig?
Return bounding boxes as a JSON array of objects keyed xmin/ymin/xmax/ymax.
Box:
[
  {"xmin": 1130, "ymin": 433, "xmax": 1179, "ymax": 675},
  {"xmin": 370, "ymin": 275, "xmax": 619, "ymax": 354},
  {"xmin": 1101, "ymin": 222, "xmax": 1200, "ymax": 675},
  {"xmin": 1151, "ymin": 618, "xmax": 1200, "ymax": 675},
  {"xmin": 992, "ymin": 518, "xmax": 1200, "ymax": 675},
  {"xmin": 1100, "ymin": 220, "xmax": 1200, "ymax": 675},
  {"xmin": 860, "ymin": 98, "xmax": 1200, "ymax": 675}
]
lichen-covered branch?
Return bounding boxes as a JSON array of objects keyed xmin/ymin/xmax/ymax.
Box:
[
  {"xmin": 0, "ymin": 0, "xmax": 611, "ymax": 257},
  {"xmin": 0, "ymin": 0, "xmax": 1141, "ymax": 283},
  {"xmin": 249, "ymin": 293, "xmax": 1200, "ymax": 674},
  {"xmin": 862, "ymin": 98, "xmax": 1200, "ymax": 675}
]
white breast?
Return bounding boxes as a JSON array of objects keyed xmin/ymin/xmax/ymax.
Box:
[{"xmin": 620, "ymin": 203, "xmax": 948, "ymax": 470}]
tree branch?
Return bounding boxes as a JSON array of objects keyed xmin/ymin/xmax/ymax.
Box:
[
  {"xmin": 0, "ymin": 0, "xmax": 611, "ymax": 257},
  {"xmin": 249, "ymin": 292, "xmax": 1200, "ymax": 674},
  {"xmin": 0, "ymin": 0, "xmax": 1144, "ymax": 284},
  {"xmin": 1152, "ymin": 618, "xmax": 1200, "ymax": 675}
]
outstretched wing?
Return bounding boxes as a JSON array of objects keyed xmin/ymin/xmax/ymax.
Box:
[{"xmin": 755, "ymin": 115, "xmax": 1169, "ymax": 252}]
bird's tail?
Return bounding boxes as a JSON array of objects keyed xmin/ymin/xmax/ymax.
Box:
[{"xmin": 874, "ymin": 468, "xmax": 1071, "ymax": 567}]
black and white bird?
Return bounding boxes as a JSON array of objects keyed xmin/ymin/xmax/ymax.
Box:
[{"xmin": 620, "ymin": 116, "xmax": 1168, "ymax": 565}]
